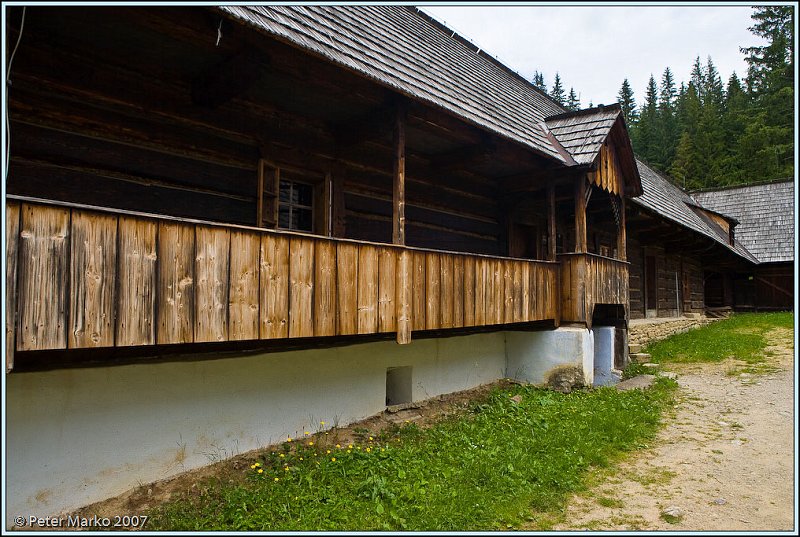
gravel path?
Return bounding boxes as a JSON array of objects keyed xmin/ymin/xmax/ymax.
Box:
[{"xmin": 551, "ymin": 326, "xmax": 795, "ymax": 531}]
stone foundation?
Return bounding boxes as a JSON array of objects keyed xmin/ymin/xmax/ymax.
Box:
[{"xmin": 629, "ymin": 317, "xmax": 716, "ymax": 348}]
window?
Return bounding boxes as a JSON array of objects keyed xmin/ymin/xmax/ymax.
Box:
[{"xmin": 278, "ymin": 178, "xmax": 314, "ymax": 232}]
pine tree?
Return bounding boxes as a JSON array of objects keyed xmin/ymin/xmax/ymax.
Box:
[
  {"xmin": 532, "ymin": 70, "xmax": 547, "ymax": 93},
  {"xmin": 617, "ymin": 78, "xmax": 637, "ymax": 128},
  {"xmin": 670, "ymin": 83, "xmax": 703, "ymax": 189},
  {"xmin": 652, "ymin": 67, "xmax": 679, "ymax": 169},
  {"xmin": 634, "ymin": 74, "xmax": 659, "ymax": 167},
  {"xmin": 740, "ymin": 6, "xmax": 794, "ymax": 181},
  {"xmin": 566, "ymin": 87, "xmax": 580, "ymax": 111},
  {"xmin": 550, "ymin": 73, "xmax": 566, "ymax": 106},
  {"xmin": 719, "ymin": 72, "xmax": 750, "ymax": 184}
]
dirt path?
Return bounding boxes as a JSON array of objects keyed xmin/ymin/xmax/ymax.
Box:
[{"xmin": 550, "ymin": 326, "xmax": 795, "ymax": 531}]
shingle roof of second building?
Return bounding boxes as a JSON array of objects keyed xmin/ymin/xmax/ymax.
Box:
[
  {"xmin": 632, "ymin": 160, "xmax": 759, "ymax": 264},
  {"xmin": 219, "ymin": 5, "xmax": 569, "ymax": 164},
  {"xmin": 692, "ymin": 181, "xmax": 795, "ymax": 263}
]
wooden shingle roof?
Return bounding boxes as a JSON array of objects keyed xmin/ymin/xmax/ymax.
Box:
[
  {"xmin": 545, "ymin": 106, "xmax": 620, "ymax": 165},
  {"xmin": 632, "ymin": 160, "xmax": 759, "ymax": 264},
  {"xmin": 219, "ymin": 5, "xmax": 568, "ymax": 163},
  {"xmin": 692, "ymin": 181, "xmax": 795, "ymax": 263}
]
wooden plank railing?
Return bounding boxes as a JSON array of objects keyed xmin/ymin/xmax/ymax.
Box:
[
  {"xmin": 558, "ymin": 252, "xmax": 629, "ymax": 325},
  {"xmin": 5, "ymin": 198, "xmax": 561, "ymax": 362}
]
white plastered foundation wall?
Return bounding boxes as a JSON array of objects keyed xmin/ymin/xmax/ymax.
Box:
[{"xmin": 6, "ymin": 326, "xmax": 612, "ymax": 525}]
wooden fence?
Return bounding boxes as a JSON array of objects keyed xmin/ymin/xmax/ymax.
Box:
[{"xmin": 6, "ymin": 199, "xmax": 561, "ymax": 366}]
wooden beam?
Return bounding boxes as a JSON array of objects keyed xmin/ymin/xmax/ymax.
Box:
[
  {"xmin": 331, "ymin": 104, "xmax": 395, "ymax": 149},
  {"xmin": 548, "ymin": 183, "xmax": 556, "ymax": 261},
  {"xmin": 393, "ymin": 102, "xmax": 406, "ymax": 245},
  {"xmin": 498, "ymin": 168, "xmax": 584, "ymax": 194},
  {"xmin": 192, "ymin": 49, "xmax": 266, "ymax": 108},
  {"xmin": 428, "ymin": 137, "xmax": 496, "ymax": 171},
  {"xmin": 574, "ymin": 175, "xmax": 587, "ymax": 253},
  {"xmin": 617, "ymin": 196, "xmax": 627, "ymax": 261}
]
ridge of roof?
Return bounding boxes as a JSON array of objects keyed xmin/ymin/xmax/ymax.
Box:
[
  {"xmin": 689, "ymin": 177, "xmax": 795, "ymax": 193},
  {"xmin": 544, "ymin": 102, "xmax": 621, "ymax": 122}
]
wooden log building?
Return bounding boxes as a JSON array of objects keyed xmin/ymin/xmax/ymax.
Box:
[{"xmin": 5, "ymin": 5, "xmax": 785, "ymax": 521}]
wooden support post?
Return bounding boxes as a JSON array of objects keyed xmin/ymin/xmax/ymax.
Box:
[
  {"xmin": 575, "ymin": 176, "xmax": 587, "ymax": 253},
  {"xmin": 331, "ymin": 164, "xmax": 346, "ymax": 237},
  {"xmin": 396, "ymin": 250, "xmax": 412, "ymax": 344},
  {"xmin": 392, "ymin": 103, "xmax": 406, "ymax": 245},
  {"xmin": 547, "ymin": 183, "xmax": 556, "ymax": 261},
  {"xmin": 617, "ymin": 196, "xmax": 627, "ymax": 261}
]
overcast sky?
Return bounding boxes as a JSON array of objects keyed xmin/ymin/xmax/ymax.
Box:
[{"xmin": 420, "ymin": 3, "xmax": 769, "ymax": 108}]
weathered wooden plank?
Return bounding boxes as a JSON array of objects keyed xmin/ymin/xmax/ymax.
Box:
[
  {"xmin": 521, "ymin": 262, "xmax": 531, "ymax": 322},
  {"xmin": 547, "ymin": 184, "xmax": 556, "ymax": 261},
  {"xmin": 378, "ymin": 247, "xmax": 397, "ymax": 333},
  {"xmin": 528, "ymin": 262, "xmax": 538, "ymax": 321},
  {"xmin": 336, "ymin": 242, "xmax": 358, "ymax": 335},
  {"xmin": 6, "ymin": 202, "xmax": 20, "ymax": 369},
  {"xmin": 474, "ymin": 257, "xmax": 486, "ymax": 326},
  {"xmin": 18, "ymin": 204, "xmax": 70, "ymax": 351},
  {"xmin": 116, "ymin": 216, "xmax": 157, "ymax": 346},
  {"xmin": 357, "ymin": 245, "xmax": 379, "ymax": 334},
  {"xmin": 463, "ymin": 256, "xmax": 475, "ymax": 327},
  {"xmin": 440, "ymin": 254, "xmax": 454, "ymax": 329},
  {"xmin": 492, "ymin": 259, "xmax": 503, "ymax": 325},
  {"xmin": 425, "ymin": 253, "xmax": 440, "ymax": 330},
  {"xmin": 195, "ymin": 226, "xmax": 230, "ymax": 342},
  {"xmin": 575, "ymin": 177, "xmax": 587, "ymax": 253},
  {"xmin": 503, "ymin": 260, "xmax": 514, "ymax": 324},
  {"xmin": 289, "ymin": 237, "xmax": 315, "ymax": 338},
  {"xmin": 314, "ymin": 240, "xmax": 337, "ymax": 337},
  {"xmin": 228, "ymin": 231, "xmax": 260, "ymax": 341},
  {"xmin": 396, "ymin": 249, "xmax": 412, "ymax": 344},
  {"xmin": 513, "ymin": 261, "xmax": 523, "ymax": 323},
  {"xmin": 69, "ymin": 211, "xmax": 117, "ymax": 348},
  {"xmin": 260, "ymin": 234, "xmax": 289, "ymax": 338},
  {"xmin": 412, "ymin": 251, "xmax": 426, "ymax": 331},
  {"xmin": 157, "ymin": 222, "xmax": 195, "ymax": 345},
  {"xmin": 452, "ymin": 255, "xmax": 464, "ymax": 328}
]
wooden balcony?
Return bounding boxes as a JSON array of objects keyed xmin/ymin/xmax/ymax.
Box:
[
  {"xmin": 558, "ymin": 253, "xmax": 630, "ymax": 326},
  {"xmin": 5, "ymin": 198, "xmax": 561, "ymax": 368}
]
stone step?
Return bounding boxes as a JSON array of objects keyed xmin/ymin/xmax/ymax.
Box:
[
  {"xmin": 629, "ymin": 343, "xmax": 644, "ymax": 354},
  {"xmin": 630, "ymin": 352, "xmax": 652, "ymax": 364}
]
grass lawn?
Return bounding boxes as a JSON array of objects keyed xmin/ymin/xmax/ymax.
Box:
[
  {"xmin": 147, "ymin": 379, "xmax": 676, "ymax": 531},
  {"xmin": 644, "ymin": 312, "xmax": 793, "ymax": 367}
]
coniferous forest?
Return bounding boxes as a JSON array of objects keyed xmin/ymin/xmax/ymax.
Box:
[{"xmin": 540, "ymin": 6, "xmax": 794, "ymax": 190}]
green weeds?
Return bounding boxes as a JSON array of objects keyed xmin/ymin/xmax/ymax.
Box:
[{"xmin": 148, "ymin": 379, "xmax": 676, "ymax": 531}]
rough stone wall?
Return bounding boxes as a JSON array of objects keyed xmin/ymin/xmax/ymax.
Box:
[{"xmin": 629, "ymin": 317, "xmax": 716, "ymax": 347}]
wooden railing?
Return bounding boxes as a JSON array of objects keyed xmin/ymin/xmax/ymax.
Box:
[
  {"xmin": 5, "ymin": 198, "xmax": 561, "ymax": 366},
  {"xmin": 558, "ymin": 253, "xmax": 629, "ymax": 326}
]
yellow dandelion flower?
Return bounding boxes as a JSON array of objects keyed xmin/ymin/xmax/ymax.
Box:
[
  {"xmin": 381, "ymin": 448, "xmax": 385, "ymax": 452},
  {"xmin": 299, "ymin": 457, "xmax": 304, "ymax": 461},
  {"xmin": 287, "ymin": 436, "xmax": 292, "ymax": 442},
  {"xmin": 326, "ymin": 450, "xmax": 331, "ymax": 454},
  {"xmin": 308, "ymin": 441, "xmax": 314, "ymax": 446},
  {"xmin": 279, "ymin": 453, "xmax": 285, "ymax": 458},
  {"xmin": 346, "ymin": 450, "xmax": 351, "ymax": 454},
  {"xmin": 335, "ymin": 444, "xmax": 341, "ymax": 448},
  {"xmin": 366, "ymin": 447, "xmax": 371, "ymax": 453},
  {"xmin": 284, "ymin": 466, "xmax": 289, "ymax": 471},
  {"xmin": 274, "ymin": 477, "xmax": 279, "ymax": 482},
  {"xmin": 250, "ymin": 464, "xmax": 256, "ymax": 469},
  {"xmin": 320, "ymin": 421, "xmax": 325, "ymax": 426},
  {"xmin": 348, "ymin": 444, "xmax": 353, "ymax": 449},
  {"xmin": 369, "ymin": 436, "xmax": 374, "ymax": 441},
  {"xmin": 257, "ymin": 469, "xmax": 264, "ymax": 474},
  {"xmin": 254, "ymin": 462, "xmax": 261, "ymax": 467},
  {"xmin": 304, "ymin": 431, "xmax": 310, "ymax": 436},
  {"xmin": 357, "ymin": 446, "xmax": 362, "ymax": 450},
  {"xmin": 331, "ymin": 457, "xmax": 336, "ymax": 462}
]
